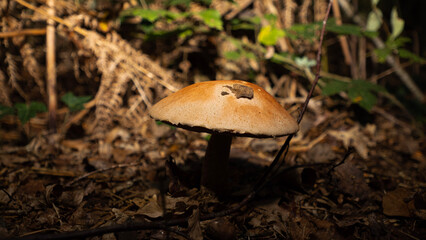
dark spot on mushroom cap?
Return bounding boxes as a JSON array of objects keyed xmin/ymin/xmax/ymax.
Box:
[{"xmin": 223, "ymin": 84, "xmax": 254, "ymax": 99}]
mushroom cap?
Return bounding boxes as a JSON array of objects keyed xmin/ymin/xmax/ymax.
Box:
[{"xmin": 149, "ymin": 80, "xmax": 299, "ymax": 137}]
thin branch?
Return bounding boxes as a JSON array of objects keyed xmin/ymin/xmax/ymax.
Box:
[
  {"xmin": 46, "ymin": 0, "xmax": 57, "ymax": 135},
  {"xmin": 13, "ymin": 0, "xmax": 88, "ymax": 36},
  {"xmin": 332, "ymin": 0, "xmax": 352, "ymax": 65},
  {"xmin": 0, "ymin": 28, "xmax": 46, "ymax": 38}
]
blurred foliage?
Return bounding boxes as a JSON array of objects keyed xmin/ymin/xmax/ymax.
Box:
[
  {"xmin": 61, "ymin": 92, "xmax": 92, "ymax": 112},
  {"xmin": 2, "ymin": 102, "xmax": 48, "ymax": 125},
  {"xmin": 321, "ymin": 79, "xmax": 386, "ymax": 111},
  {"xmin": 0, "ymin": 105, "xmax": 15, "ymax": 119}
]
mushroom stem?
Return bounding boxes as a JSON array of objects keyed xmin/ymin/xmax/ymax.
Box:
[{"xmin": 201, "ymin": 133, "xmax": 232, "ymax": 195}]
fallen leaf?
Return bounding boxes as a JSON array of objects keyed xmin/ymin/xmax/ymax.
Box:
[
  {"xmin": 333, "ymin": 159, "xmax": 370, "ymax": 200},
  {"xmin": 205, "ymin": 218, "xmax": 236, "ymax": 240},
  {"xmin": 136, "ymin": 198, "xmax": 163, "ymax": 218},
  {"xmin": 61, "ymin": 139, "xmax": 90, "ymax": 151},
  {"xmin": 307, "ymin": 143, "xmax": 337, "ymax": 163},
  {"xmin": 105, "ymin": 127, "xmax": 130, "ymax": 143},
  {"xmin": 328, "ymin": 124, "xmax": 374, "ymax": 159},
  {"xmin": 188, "ymin": 208, "xmax": 203, "ymax": 240},
  {"xmin": 382, "ymin": 188, "xmax": 413, "ymax": 217}
]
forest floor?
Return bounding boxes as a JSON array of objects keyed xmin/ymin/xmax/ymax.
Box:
[
  {"xmin": 1, "ymin": 93, "xmax": 425, "ymax": 240},
  {"xmin": 1, "ymin": 0, "xmax": 426, "ymax": 239}
]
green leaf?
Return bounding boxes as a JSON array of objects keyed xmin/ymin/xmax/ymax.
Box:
[
  {"xmin": 198, "ymin": 9, "xmax": 223, "ymax": 30},
  {"xmin": 326, "ymin": 23, "xmax": 362, "ymax": 36},
  {"xmin": 322, "ymin": 79, "xmax": 385, "ymax": 111},
  {"xmin": 348, "ymin": 88, "xmax": 377, "ymax": 111},
  {"xmin": 390, "ymin": 7, "xmax": 404, "ymax": 39},
  {"xmin": 224, "ymin": 51, "xmax": 241, "ymax": 60},
  {"xmin": 387, "ymin": 36, "xmax": 410, "ymax": 49},
  {"xmin": 15, "ymin": 102, "xmax": 47, "ymax": 124},
  {"xmin": 362, "ymin": 30, "xmax": 379, "ymax": 38},
  {"xmin": 204, "ymin": 134, "xmax": 211, "ymax": 141},
  {"xmin": 398, "ymin": 49, "xmax": 425, "ymax": 63},
  {"xmin": 248, "ymin": 16, "xmax": 261, "ymax": 25},
  {"xmin": 348, "ymin": 80, "xmax": 385, "ymax": 111},
  {"xmin": 121, "ymin": 8, "xmax": 185, "ymax": 22},
  {"xmin": 197, "ymin": 0, "xmax": 212, "ymax": 5},
  {"xmin": 155, "ymin": 120, "xmax": 176, "ymax": 130},
  {"xmin": 352, "ymin": 79, "xmax": 385, "ymax": 93},
  {"xmin": 0, "ymin": 104, "xmax": 14, "ymax": 118},
  {"xmin": 61, "ymin": 92, "xmax": 92, "ymax": 112},
  {"xmin": 258, "ymin": 25, "xmax": 285, "ymax": 46},
  {"xmin": 374, "ymin": 47, "xmax": 392, "ymax": 63},
  {"xmin": 178, "ymin": 29, "xmax": 193, "ymax": 39},
  {"xmin": 166, "ymin": 0, "xmax": 191, "ymax": 7},
  {"xmin": 366, "ymin": 9, "xmax": 382, "ymax": 32},
  {"xmin": 244, "ymin": 51, "xmax": 256, "ymax": 60},
  {"xmin": 264, "ymin": 14, "xmax": 278, "ymax": 24},
  {"xmin": 121, "ymin": 9, "xmax": 167, "ymax": 22},
  {"xmin": 321, "ymin": 79, "xmax": 349, "ymax": 96},
  {"xmin": 288, "ymin": 23, "xmax": 318, "ymax": 41}
]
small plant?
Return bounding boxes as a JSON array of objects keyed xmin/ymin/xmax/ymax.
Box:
[
  {"xmin": 0, "ymin": 102, "xmax": 47, "ymax": 124},
  {"xmin": 60, "ymin": 92, "xmax": 92, "ymax": 112},
  {"xmin": 321, "ymin": 79, "xmax": 386, "ymax": 111},
  {"xmin": 257, "ymin": 14, "xmax": 285, "ymax": 46},
  {"xmin": 119, "ymin": 7, "xmax": 223, "ymax": 40}
]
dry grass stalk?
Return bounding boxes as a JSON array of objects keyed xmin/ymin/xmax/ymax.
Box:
[
  {"xmin": 282, "ymin": 0, "xmax": 297, "ymax": 29},
  {"xmin": 13, "ymin": 0, "xmax": 181, "ymax": 136},
  {"xmin": 0, "ymin": 70, "xmax": 12, "ymax": 106},
  {"xmin": 0, "ymin": 28, "xmax": 46, "ymax": 38},
  {"xmin": 5, "ymin": 52, "xmax": 29, "ymax": 101},
  {"xmin": 298, "ymin": 0, "xmax": 311, "ymax": 24},
  {"xmin": 46, "ymin": 0, "xmax": 57, "ymax": 133},
  {"xmin": 20, "ymin": 43, "xmax": 46, "ymax": 98},
  {"xmin": 82, "ymin": 31, "xmax": 178, "ymax": 135},
  {"xmin": 314, "ymin": 0, "xmax": 328, "ymax": 22},
  {"xmin": 331, "ymin": 0, "xmax": 352, "ymax": 66}
]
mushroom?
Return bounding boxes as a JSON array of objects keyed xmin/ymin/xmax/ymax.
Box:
[{"xmin": 149, "ymin": 80, "xmax": 298, "ymax": 195}]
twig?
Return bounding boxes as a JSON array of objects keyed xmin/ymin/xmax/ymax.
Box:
[
  {"xmin": 46, "ymin": 0, "xmax": 57, "ymax": 135},
  {"xmin": 327, "ymin": 147, "xmax": 353, "ymax": 177},
  {"xmin": 0, "ymin": 28, "xmax": 46, "ymax": 38},
  {"xmin": 332, "ymin": 0, "xmax": 352, "ymax": 65},
  {"xmin": 13, "ymin": 0, "xmax": 88, "ymax": 36},
  {"xmin": 205, "ymin": 0, "xmax": 334, "ymax": 221},
  {"xmin": 369, "ymin": 61, "xmax": 412, "ymax": 83},
  {"xmin": 246, "ymin": 0, "xmax": 333, "ymax": 199}
]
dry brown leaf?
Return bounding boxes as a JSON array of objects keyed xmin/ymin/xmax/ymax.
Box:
[
  {"xmin": 333, "ymin": 159, "xmax": 370, "ymax": 200},
  {"xmin": 136, "ymin": 198, "xmax": 163, "ymax": 218},
  {"xmin": 382, "ymin": 188, "xmax": 413, "ymax": 217},
  {"xmin": 58, "ymin": 189, "xmax": 85, "ymax": 207},
  {"xmin": 205, "ymin": 218, "xmax": 236, "ymax": 240},
  {"xmin": 188, "ymin": 208, "xmax": 203, "ymax": 240},
  {"xmin": 328, "ymin": 124, "xmax": 375, "ymax": 159},
  {"xmin": 105, "ymin": 127, "xmax": 130, "ymax": 143},
  {"xmin": 62, "ymin": 139, "xmax": 90, "ymax": 151},
  {"xmin": 306, "ymin": 143, "xmax": 337, "ymax": 163}
]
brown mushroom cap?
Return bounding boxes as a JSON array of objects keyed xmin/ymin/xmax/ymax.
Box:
[{"xmin": 149, "ymin": 80, "xmax": 298, "ymax": 137}]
